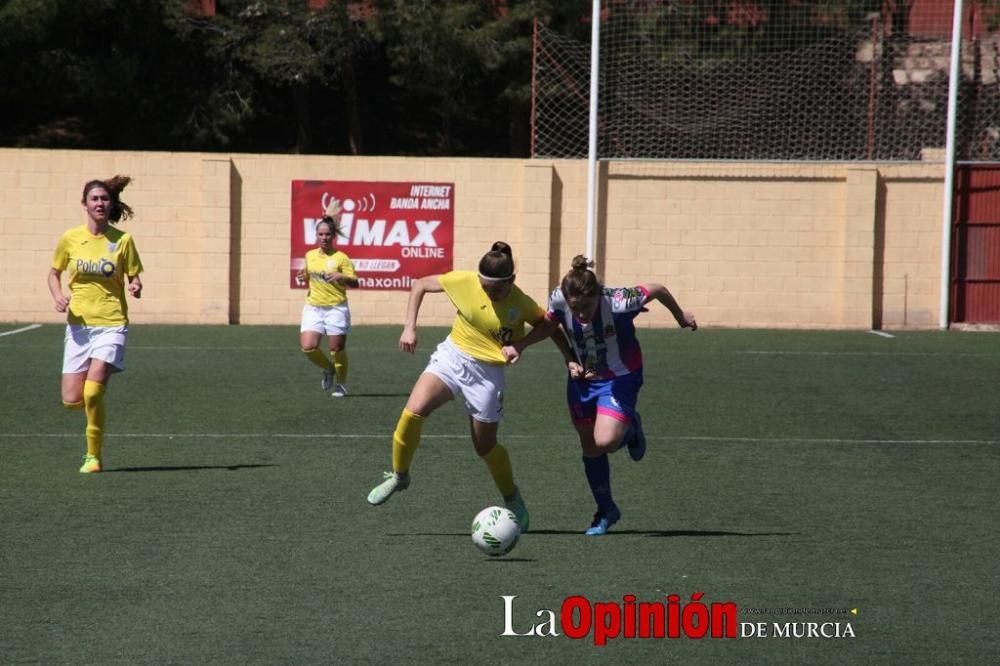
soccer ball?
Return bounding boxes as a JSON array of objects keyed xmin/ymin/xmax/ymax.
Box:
[{"xmin": 471, "ymin": 506, "xmax": 521, "ymax": 556}]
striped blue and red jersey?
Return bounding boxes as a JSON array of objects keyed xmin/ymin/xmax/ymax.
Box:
[{"xmin": 546, "ymin": 285, "xmax": 650, "ymax": 379}]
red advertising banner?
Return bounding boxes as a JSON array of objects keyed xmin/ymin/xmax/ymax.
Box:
[{"xmin": 290, "ymin": 180, "xmax": 454, "ymax": 290}]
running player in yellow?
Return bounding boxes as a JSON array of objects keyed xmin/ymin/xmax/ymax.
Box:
[
  {"xmin": 298, "ymin": 199, "xmax": 358, "ymax": 397},
  {"xmin": 366, "ymin": 242, "xmax": 545, "ymax": 530},
  {"xmin": 48, "ymin": 176, "xmax": 144, "ymax": 473}
]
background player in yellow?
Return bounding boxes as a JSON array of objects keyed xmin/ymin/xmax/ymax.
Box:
[
  {"xmin": 47, "ymin": 176, "xmax": 144, "ymax": 473},
  {"xmin": 366, "ymin": 242, "xmax": 545, "ymax": 530},
  {"xmin": 297, "ymin": 199, "xmax": 358, "ymax": 397}
]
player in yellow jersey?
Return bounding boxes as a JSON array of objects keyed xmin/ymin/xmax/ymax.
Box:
[
  {"xmin": 297, "ymin": 199, "xmax": 358, "ymax": 397},
  {"xmin": 47, "ymin": 176, "xmax": 144, "ymax": 474},
  {"xmin": 366, "ymin": 242, "xmax": 547, "ymax": 531}
]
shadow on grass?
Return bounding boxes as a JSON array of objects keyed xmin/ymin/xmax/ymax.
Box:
[
  {"xmin": 106, "ymin": 464, "xmax": 277, "ymax": 473},
  {"xmin": 533, "ymin": 529, "xmax": 797, "ymax": 538},
  {"xmin": 395, "ymin": 529, "xmax": 793, "ymax": 538}
]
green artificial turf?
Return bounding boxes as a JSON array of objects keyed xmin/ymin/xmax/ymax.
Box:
[{"xmin": 1, "ymin": 324, "xmax": 997, "ymax": 663}]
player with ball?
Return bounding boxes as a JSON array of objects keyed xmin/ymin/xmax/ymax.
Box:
[{"xmin": 366, "ymin": 242, "xmax": 547, "ymax": 532}]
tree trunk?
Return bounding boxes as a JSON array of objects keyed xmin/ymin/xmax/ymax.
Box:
[
  {"xmin": 292, "ymin": 82, "xmax": 312, "ymax": 154},
  {"xmin": 342, "ymin": 57, "xmax": 364, "ymax": 155}
]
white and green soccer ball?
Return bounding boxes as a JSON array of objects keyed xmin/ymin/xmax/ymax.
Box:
[{"xmin": 471, "ymin": 506, "xmax": 521, "ymax": 556}]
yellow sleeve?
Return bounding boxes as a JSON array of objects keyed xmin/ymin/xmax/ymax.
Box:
[
  {"xmin": 438, "ymin": 271, "xmax": 474, "ymax": 307},
  {"xmin": 438, "ymin": 270, "xmax": 462, "ymax": 293},
  {"xmin": 121, "ymin": 235, "xmax": 143, "ymax": 276},
  {"xmin": 338, "ymin": 253, "xmax": 357, "ymax": 279},
  {"xmin": 506, "ymin": 290, "xmax": 545, "ymax": 345},
  {"xmin": 52, "ymin": 234, "xmax": 70, "ymax": 271},
  {"xmin": 522, "ymin": 293, "xmax": 546, "ymax": 326}
]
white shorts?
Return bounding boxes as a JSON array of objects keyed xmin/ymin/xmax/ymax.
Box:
[
  {"xmin": 425, "ymin": 337, "xmax": 506, "ymax": 423},
  {"xmin": 300, "ymin": 303, "xmax": 351, "ymax": 336},
  {"xmin": 62, "ymin": 325, "xmax": 129, "ymax": 374}
]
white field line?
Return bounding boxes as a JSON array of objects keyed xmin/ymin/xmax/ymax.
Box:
[
  {"xmin": 121, "ymin": 349, "xmax": 1000, "ymax": 359},
  {"xmin": 868, "ymin": 330, "xmax": 895, "ymax": 338},
  {"xmin": 3, "ymin": 432, "xmax": 996, "ymax": 445},
  {"xmin": 2, "ymin": 344, "xmax": 995, "ymax": 358},
  {"xmin": 0, "ymin": 324, "xmax": 42, "ymax": 337}
]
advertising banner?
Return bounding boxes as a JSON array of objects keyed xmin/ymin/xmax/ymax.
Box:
[{"xmin": 290, "ymin": 180, "xmax": 454, "ymax": 290}]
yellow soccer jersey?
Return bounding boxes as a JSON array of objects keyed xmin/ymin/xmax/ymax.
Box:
[
  {"xmin": 439, "ymin": 271, "xmax": 545, "ymax": 365},
  {"xmin": 304, "ymin": 248, "xmax": 356, "ymax": 306},
  {"xmin": 51, "ymin": 224, "xmax": 143, "ymax": 327}
]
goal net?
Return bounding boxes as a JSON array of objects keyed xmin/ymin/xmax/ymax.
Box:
[{"xmin": 532, "ymin": 0, "xmax": 1000, "ymax": 163}]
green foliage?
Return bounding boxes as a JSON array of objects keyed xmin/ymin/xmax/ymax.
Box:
[
  {"xmin": 0, "ymin": 0, "xmax": 556, "ymax": 154},
  {"xmin": 981, "ymin": 0, "xmax": 1000, "ymax": 31},
  {"xmin": 370, "ymin": 0, "xmax": 542, "ymax": 153},
  {"xmin": 0, "ymin": 0, "xmax": 969, "ymax": 155},
  {"xmin": 0, "ymin": 0, "xmax": 61, "ymax": 47},
  {"xmin": 604, "ymin": 0, "xmax": 885, "ymax": 66},
  {"xmin": 0, "ymin": 0, "xmax": 198, "ymax": 147},
  {"xmin": 175, "ymin": 0, "xmax": 356, "ymax": 87}
]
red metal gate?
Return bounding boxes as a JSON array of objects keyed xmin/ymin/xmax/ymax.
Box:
[{"xmin": 951, "ymin": 164, "xmax": 1000, "ymax": 324}]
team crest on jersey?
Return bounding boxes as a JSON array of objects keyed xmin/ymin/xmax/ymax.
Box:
[
  {"xmin": 107, "ymin": 241, "xmax": 118, "ymax": 253},
  {"xmin": 326, "ymin": 259, "xmax": 336, "ymax": 270},
  {"xmin": 604, "ymin": 324, "xmax": 616, "ymax": 338},
  {"xmin": 612, "ymin": 287, "xmax": 641, "ymax": 308},
  {"xmin": 508, "ymin": 308, "xmax": 520, "ymax": 323}
]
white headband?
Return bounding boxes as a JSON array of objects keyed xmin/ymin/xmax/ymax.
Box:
[{"xmin": 478, "ymin": 272, "xmax": 514, "ymax": 282}]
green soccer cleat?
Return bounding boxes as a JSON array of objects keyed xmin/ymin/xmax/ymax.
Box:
[
  {"xmin": 79, "ymin": 455, "xmax": 102, "ymax": 474},
  {"xmin": 367, "ymin": 471, "xmax": 409, "ymax": 505},
  {"xmin": 504, "ymin": 486, "xmax": 530, "ymax": 533}
]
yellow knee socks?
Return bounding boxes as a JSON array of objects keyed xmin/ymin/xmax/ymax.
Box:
[
  {"xmin": 392, "ymin": 409, "xmax": 424, "ymax": 474},
  {"xmin": 302, "ymin": 347, "xmax": 333, "ymax": 371},
  {"xmin": 482, "ymin": 444, "xmax": 516, "ymax": 498},
  {"xmin": 332, "ymin": 350, "xmax": 348, "ymax": 385},
  {"xmin": 83, "ymin": 380, "xmax": 106, "ymax": 458}
]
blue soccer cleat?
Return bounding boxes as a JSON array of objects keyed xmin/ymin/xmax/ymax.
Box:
[{"xmin": 585, "ymin": 505, "xmax": 621, "ymax": 536}]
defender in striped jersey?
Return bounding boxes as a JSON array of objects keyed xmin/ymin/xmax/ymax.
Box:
[{"xmin": 503, "ymin": 255, "xmax": 697, "ymax": 535}]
